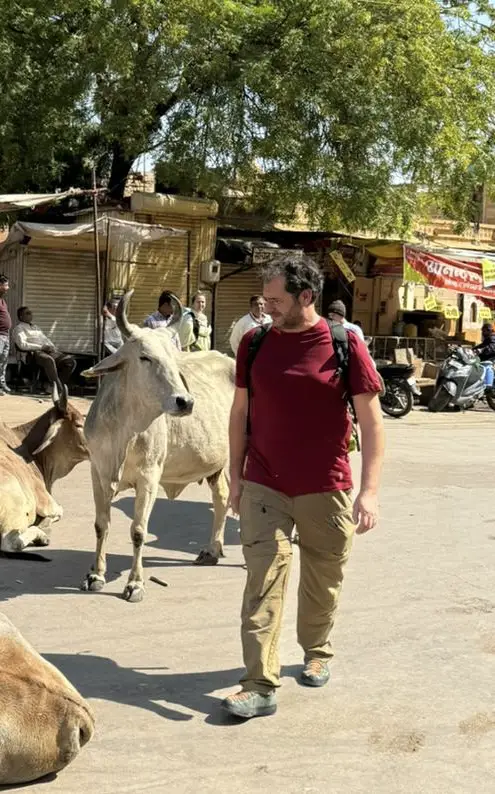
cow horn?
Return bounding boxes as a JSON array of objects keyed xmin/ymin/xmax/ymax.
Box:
[
  {"xmin": 52, "ymin": 379, "xmax": 68, "ymax": 413},
  {"xmin": 167, "ymin": 292, "xmax": 183, "ymax": 327},
  {"xmin": 116, "ymin": 290, "xmax": 135, "ymax": 338}
]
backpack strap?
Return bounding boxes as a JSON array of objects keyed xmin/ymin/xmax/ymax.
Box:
[
  {"xmin": 327, "ymin": 320, "xmax": 361, "ymax": 451},
  {"xmin": 327, "ymin": 320, "xmax": 349, "ymax": 393},
  {"xmin": 245, "ymin": 324, "xmax": 272, "ymax": 435}
]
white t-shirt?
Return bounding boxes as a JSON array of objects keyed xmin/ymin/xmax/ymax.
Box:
[
  {"xmin": 343, "ymin": 319, "xmax": 365, "ymax": 340},
  {"xmin": 229, "ymin": 312, "xmax": 272, "ymax": 356}
]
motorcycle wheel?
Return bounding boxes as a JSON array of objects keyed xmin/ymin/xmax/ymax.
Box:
[
  {"xmin": 428, "ymin": 386, "xmax": 451, "ymax": 413},
  {"xmin": 380, "ymin": 381, "xmax": 413, "ymax": 418},
  {"xmin": 486, "ymin": 389, "xmax": 495, "ymax": 411}
]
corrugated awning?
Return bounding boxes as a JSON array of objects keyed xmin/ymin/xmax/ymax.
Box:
[
  {"xmin": 0, "ymin": 216, "xmax": 188, "ymax": 252},
  {"xmin": 0, "ymin": 190, "xmax": 84, "ymax": 212}
]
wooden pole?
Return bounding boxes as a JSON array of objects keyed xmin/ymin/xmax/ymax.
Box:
[{"xmin": 92, "ymin": 167, "xmax": 102, "ymax": 362}]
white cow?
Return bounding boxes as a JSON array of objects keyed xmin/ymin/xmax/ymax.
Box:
[{"xmin": 81, "ymin": 291, "xmax": 235, "ymax": 602}]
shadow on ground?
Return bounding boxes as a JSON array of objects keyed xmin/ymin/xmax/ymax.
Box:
[
  {"xmin": 0, "ymin": 496, "xmax": 241, "ymax": 604},
  {"xmin": 42, "ymin": 654, "xmax": 300, "ymax": 725},
  {"xmin": 113, "ymin": 495, "xmax": 241, "ymax": 563}
]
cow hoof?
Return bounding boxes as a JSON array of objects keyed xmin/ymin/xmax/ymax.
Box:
[
  {"xmin": 81, "ymin": 574, "xmax": 106, "ymax": 592},
  {"xmin": 122, "ymin": 583, "xmax": 145, "ymax": 603},
  {"xmin": 193, "ymin": 550, "xmax": 219, "ymax": 566},
  {"xmin": 32, "ymin": 532, "xmax": 50, "ymax": 547}
]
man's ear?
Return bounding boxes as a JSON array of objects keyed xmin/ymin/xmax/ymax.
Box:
[
  {"xmin": 82, "ymin": 349, "xmax": 126, "ymax": 378},
  {"xmin": 299, "ymin": 288, "xmax": 313, "ymax": 307}
]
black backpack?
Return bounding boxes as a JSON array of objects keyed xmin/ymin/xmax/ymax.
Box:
[
  {"xmin": 245, "ymin": 320, "xmax": 359, "ymax": 449},
  {"xmin": 184, "ymin": 309, "xmax": 200, "ymax": 341}
]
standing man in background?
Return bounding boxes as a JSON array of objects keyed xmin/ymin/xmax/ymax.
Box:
[
  {"xmin": 0, "ymin": 274, "xmax": 12, "ymax": 395},
  {"xmin": 328, "ymin": 300, "xmax": 365, "ymax": 340},
  {"xmin": 143, "ymin": 290, "xmax": 195, "ymax": 351},
  {"xmin": 229, "ymin": 295, "xmax": 271, "ymax": 356}
]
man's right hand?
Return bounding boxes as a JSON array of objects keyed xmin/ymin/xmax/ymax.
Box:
[
  {"xmin": 42, "ymin": 345, "xmax": 55, "ymax": 353},
  {"xmin": 229, "ymin": 477, "xmax": 243, "ymax": 516}
]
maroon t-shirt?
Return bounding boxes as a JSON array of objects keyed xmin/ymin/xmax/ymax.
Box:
[
  {"xmin": 236, "ymin": 319, "xmax": 382, "ymax": 497},
  {"xmin": 0, "ymin": 298, "xmax": 11, "ymax": 335}
]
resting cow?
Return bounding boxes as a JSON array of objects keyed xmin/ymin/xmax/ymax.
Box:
[
  {"xmin": 81, "ymin": 290, "xmax": 235, "ymax": 602},
  {"xmin": 0, "ymin": 612, "xmax": 94, "ymax": 785},
  {"xmin": 0, "ymin": 384, "xmax": 88, "ymax": 553}
]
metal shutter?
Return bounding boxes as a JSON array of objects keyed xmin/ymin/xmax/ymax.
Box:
[
  {"xmin": 214, "ymin": 266, "xmax": 263, "ymax": 353},
  {"xmin": 24, "ymin": 247, "xmax": 97, "ymax": 354}
]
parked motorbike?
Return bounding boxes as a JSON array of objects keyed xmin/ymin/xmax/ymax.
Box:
[
  {"xmin": 428, "ymin": 346, "xmax": 495, "ymax": 412},
  {"xmin": 376, "ymin": 363, "xmax": 421, "ymax": 418}
]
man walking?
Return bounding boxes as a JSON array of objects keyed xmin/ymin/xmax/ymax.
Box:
[
  {"xmin": 223, "ymin": 255, "xmax": 384, "ymax": 719},
  {"xmin": 0, "ymin": 274, "xmax": 12, "ymax": 395}
]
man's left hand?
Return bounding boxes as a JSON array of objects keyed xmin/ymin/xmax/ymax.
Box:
[{"xmin": 353, "ymin": 490, "xmax": 379, "ymax": 534}]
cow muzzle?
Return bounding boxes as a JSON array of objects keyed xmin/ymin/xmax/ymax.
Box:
[{"xmin": 171, "ymin": 393, "xmax": 195, "ymax": 416}]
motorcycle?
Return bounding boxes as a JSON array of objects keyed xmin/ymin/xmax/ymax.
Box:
[
  {"xmin": 376, "ymin": 363, "xmax": 421, "ymax": 418},
  {"xmin": 428, "ymin": 345, "xmax": 495, "ymax": 412}
]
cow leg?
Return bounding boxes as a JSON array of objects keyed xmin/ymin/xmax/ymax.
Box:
[
  {"xmin": 1, "ymin": 526, "xmax": 50, "ymax": 552},
  {"xmin": 122, "ymin": 470, "xmax": 159, "ymax": 603},
  {"xmin": 81, "ymin": 466, "xmax": 113, "ymax": 593},
  {"xmin": 195, "ymin": 469, "xmax": 229, "ymax": 566}
]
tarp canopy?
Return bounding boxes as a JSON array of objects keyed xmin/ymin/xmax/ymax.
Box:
[
  {"xmin": 404, "ymin": 245, "xmax": 495, "ymax": 301},
  {"xmin": 0, "ymin": 190, "xmax": 84, "ymax": 212},
  {"xmin": 0, "ymin": 215, "xmax": 187, "ymax": 252}
]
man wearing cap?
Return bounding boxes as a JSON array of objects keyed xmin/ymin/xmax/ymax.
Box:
[{"xmin": 328, "ymin": 300, "xmax": 365, "ymax": 341}]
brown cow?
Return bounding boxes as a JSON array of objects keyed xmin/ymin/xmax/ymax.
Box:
[
  {"xmin": 0, "ymin": 383, "xmax": 88, "ymax": 553},
  {"xmin": 0, "ymin": 612, "xmax": 95, "ymax": 784}
]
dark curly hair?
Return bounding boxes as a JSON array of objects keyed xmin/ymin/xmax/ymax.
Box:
[{"xmin": 260, "ymin": 254, "xmax": 323, "ymax": 304}]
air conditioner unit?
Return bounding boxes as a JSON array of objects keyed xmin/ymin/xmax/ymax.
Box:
[{"xmin": 200, "ymin": 259, "xmax": 221, "ymax": 283}]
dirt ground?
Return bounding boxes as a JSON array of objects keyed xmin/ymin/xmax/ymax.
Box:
[{"xmin": 1, "ymin": 393, "xmax": 494, "ymax": 794}]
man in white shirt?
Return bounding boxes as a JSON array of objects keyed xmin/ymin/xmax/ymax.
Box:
[
  {"xmin": 229, "ymin": 296, "xmax": 272, "ymax": 356},
  {"xmin": 14, "ymin": 307, "xmax": 76, "ymax": 387},
  {"xmin": 143, "ymin": 291, "xmax": 195, "ymax": 351},
  {"xmin": 103, "ymin": 300, "xmax": 123, "ymax": 355},
  {"xmin": 328, "ymin": 300, "xmax": 365, "ymax": 340}
]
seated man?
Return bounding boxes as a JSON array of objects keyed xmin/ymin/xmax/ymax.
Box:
[{"xmin": 13, "ymin": 307, "xmax": 76, "ymax": 387}]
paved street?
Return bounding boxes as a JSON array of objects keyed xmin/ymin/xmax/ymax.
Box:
[{"xmin": 1, "ymin": 394, "xmax": 494, "ymax": 794}]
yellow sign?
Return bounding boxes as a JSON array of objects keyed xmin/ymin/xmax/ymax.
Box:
[
  {"xmin": 482, "ymin": 258, "xmax": 495, "ymax": 288},
  {"xmin": 443, "ymin": 305, "xmax": 461, "ymax": 320},
  {"xmin": 330, "ymin": 251, "xmax": 355, "ymax": 283},
  {"xmin": 424, "ymin": 295, "xmax": 438, "ymax": 312},
  {"xmin": 479, "ymin": 306, "xmax": 493, "ymax": 320}
]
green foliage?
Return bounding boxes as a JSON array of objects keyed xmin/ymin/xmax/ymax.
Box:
[{"xmin": 0, "ymin": 0, "xmax": 495, "ymax": 232}]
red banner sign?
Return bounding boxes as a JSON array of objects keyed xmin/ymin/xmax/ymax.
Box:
[{"xmin": 404, "ymin": 246, "xmax": 495, "ymax": 301}]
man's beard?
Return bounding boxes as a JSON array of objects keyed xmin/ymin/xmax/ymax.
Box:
[{"xmin": 274, "ymin": 307, "xmax": 305, "ymax": 330}]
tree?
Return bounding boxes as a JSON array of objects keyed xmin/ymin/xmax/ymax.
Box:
[{"xmin": 0, "ymin": 0, "xmax": 495, "ymax": 233}]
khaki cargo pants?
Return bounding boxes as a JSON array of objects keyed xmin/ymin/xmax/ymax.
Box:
[{"xmin": 239, "ymin": 480, "xmax": 355, "ymax": 694}]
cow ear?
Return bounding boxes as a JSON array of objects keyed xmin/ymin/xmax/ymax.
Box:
[
  {"xmin": 31, "ymin": 419, "xmax": 64, "ymax": 455},
  {"xmin": 82, "ymin": 349, "xmax": 126, "ymax": 378}
]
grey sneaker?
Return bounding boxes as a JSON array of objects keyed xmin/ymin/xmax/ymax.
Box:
[
  {"xmin": 222, "ymin": 690, "xmax": 277, "ymax": 719},
  {"xmin": 301, "ymin": 660, "xmax": 330, "ymax": 688}
]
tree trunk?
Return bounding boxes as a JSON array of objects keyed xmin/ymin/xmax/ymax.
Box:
[{"xmin": 108, "ymin": 141, "xmax": 136, "ymax": 200}]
